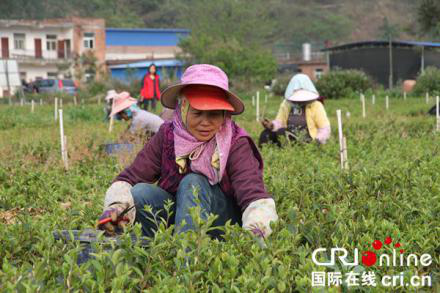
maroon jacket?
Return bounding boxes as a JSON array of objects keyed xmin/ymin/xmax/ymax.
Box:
[{"xmin": 116, "ymin": 121, "xmax": 271, "ymax": 211}]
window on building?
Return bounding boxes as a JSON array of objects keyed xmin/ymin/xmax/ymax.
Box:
[
  {"xmin": 315, "ymin": 68, "xmax": 324, "ymax": 79},
  {"xmin": 83, "ymin": 32, "xmax": 95, "ymax": 49},
  {"xmin": 46, "ymin": 35, "xmax": 57, "ymax": 51},
  {"xmin": 14, "ymin": 33, "xmax": 25, "ymax": 50}
]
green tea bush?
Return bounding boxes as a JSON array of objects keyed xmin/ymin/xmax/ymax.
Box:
[
  {"xmin": 0, "ymin": 99, "xmax": 439, "ymax": 291},
  {"xmin": 413, "ymin": 66, "xmax": 440, "ymax": 97},
  {"xmin": 316, "ymin": 69, "xmax": 374, "ymax": 99}
]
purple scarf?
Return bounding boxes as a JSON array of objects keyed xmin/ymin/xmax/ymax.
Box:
[{"xmin": 173, "ymin": 107, "xmax": 233, "ymax": 185}]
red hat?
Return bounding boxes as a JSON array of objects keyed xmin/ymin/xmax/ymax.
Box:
[{"xmin": 181, "ymin": 85, "xmax": 234, "ymax": 112}]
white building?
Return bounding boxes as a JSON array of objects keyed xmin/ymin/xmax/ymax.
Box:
[{"xmin": 0, "ymin": 17, "xmax": 106, "ymax": 97}]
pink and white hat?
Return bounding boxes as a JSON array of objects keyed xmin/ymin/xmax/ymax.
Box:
[
  {"xmin": 161, "ymin": 64, "xmax": 245, "ymax": 115},
  {"xmin": 110, "ymin": 91, "xmax": 137, "ymax": 116}
]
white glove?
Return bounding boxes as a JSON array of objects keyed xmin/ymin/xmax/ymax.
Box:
[
  {"xmin": 103, "ymin": 181, "xmax": 136, "ymax": 225},
  {"xmin": 242, "ymin": 198, "xmax": 278, "ymax": 238}
]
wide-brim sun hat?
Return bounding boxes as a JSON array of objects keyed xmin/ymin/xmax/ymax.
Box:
[
  {"xmin": 105, "ymin": 90, "xmax": 119, "ymax": 101},
  {"xmin": 110, "ymin": 92, "xmax": 137, "ymax": 116},
  {"xmin": 287, "ymin": 89, "xmax": 319, "ymax": 102},
  {"xmin": 161, "ymin": 64, "xmax": 244, "ymax": 115}
]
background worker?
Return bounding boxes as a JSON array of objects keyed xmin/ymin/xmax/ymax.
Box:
[
  {"xmin": 139, "ymin": 64, "xmax": 161, "ymax": 112},
  {"xmin": 259, "ymin": 73, "xmax": 331, "ymax": 147},
  {"xmin": 110, "ymin": 92, "xmax": 164, "ymax": 139}
]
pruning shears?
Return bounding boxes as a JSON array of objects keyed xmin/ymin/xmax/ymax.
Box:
[{"xmin": 98, "ymin": 205, "xmax": 135, "ymax": 227}]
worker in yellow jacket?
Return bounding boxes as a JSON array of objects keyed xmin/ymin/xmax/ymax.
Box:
[{"xmin": 259, "ymin": 74, "xmax": 331, "ymax": 147}]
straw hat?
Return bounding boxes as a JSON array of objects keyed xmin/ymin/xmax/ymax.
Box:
[
  {"xmin": 287, "ymin": 89, "xmax": 319, "ymax": 102},
  {"xmin": 105, "ymin": 90, "xmax": 119, "ymax": 102},
  {"xmin": 110, "ymin": 92, "xmax": 137, "ymax": 116}
]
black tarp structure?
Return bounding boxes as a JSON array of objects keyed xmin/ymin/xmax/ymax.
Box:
[{"xmin": 322, "ymin": 41, "xmax": 440, "ymax": 88}]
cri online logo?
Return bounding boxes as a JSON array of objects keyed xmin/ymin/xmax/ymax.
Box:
[{"xmin": 312, "ymin": 237, "xmax": 432, "ymax": 267}]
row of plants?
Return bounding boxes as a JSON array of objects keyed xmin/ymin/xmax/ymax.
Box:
[{"xmin": 0, "ymin": 97, "xmax": 438, "ymax": 291}]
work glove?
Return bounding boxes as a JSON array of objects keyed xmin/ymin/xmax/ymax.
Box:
[
  {"xmin": 242, "ymin": 198, "xmax": 278, "ymax": 239},
  {"xmin": 100, "ymin": 181, "xmax": 136, "ymax": 236},
  {"xmin": 97, "ymin": 202, "xmax": 133, "ymax": 236},
  {"xmin": 261, "ymin": 118, "xmax": 274, "ymax": 130}
]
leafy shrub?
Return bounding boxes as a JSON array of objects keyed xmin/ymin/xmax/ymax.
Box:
[
  {"xmin": 316, "ymin": 69, "xmax": 374, "ymax": 99},
  {"xmin": 271, "ymin": 74, "xmax": 293, "ymax": 97},
  {"xmin": 179, "ymin": 34, "xmax": 277, "ymax": 85},
  {"xmin": 413, "ymin": 66, "xmax": 440, "ymax": 97}
]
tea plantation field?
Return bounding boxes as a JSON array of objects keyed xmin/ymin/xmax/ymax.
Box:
[{"xmin": 0, "ymin": 95, "xmax": 439, "ymax": 292}]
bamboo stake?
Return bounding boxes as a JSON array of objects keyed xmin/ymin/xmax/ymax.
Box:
[
  {"xmin": 59, "ymin": 109, "xmax": 68, "ymax": 170},
  {"xmin": 361, "ymin": 94, "xmax": 366, "ymax": 118},
  {"xmin": 40, "ymin": 99, "xmax": 43, "ymax": 106},
  {"xmin": 426, "ymin": 92, "xmax": 429, "ymax": 104},
  {"xmin": 63, "ymin": 135, "xmax": 69, "ymax": 170},
  {"xmin": 342, "ymin": 136, "xmax": 349, "ymax": 170},
  {"xmin": 436, "ymin": 96, "xmax": 439, "ymax": 132},
  {"xmin": 403, "ymin": 92, "xmax": 407, "ymax": 100},
  {"xmin": 54, "ymin": 97, "xmax": 58, "ymax": 121},
  {"xmin": 265, "ymin": 94, "xmax": 268, "ymax": 103},
  {"xmin": 252, "ymin": 95, "xmax": 255, "ymax": 106},
  {"xmin": 20, "ymin": 98, "xmax": 24, "ymax": 106},
  {"xmin": 256, "ymin": 91, "xmax": 260, "ymax": 121},
  {"xmin": 336, "ymin": 110, "xmax": 345, "ymax": 169},
  {"xmin": 74, "ymin": 95, "xmax": 77, "ymax": 106},
  {"xmin": 109, "ymin": 98, "xmax": 115, "ymax": 133},
  {"xmin": 386, "ymin": 95, "xmax": 389, "ymax": 110},
  {"xmin": 372, "ymin": 94, "xmax": 375, "ymax": 105},
  {"xmin": 31, "ymin": 100, "xmax": 34, "ymax": 113}
]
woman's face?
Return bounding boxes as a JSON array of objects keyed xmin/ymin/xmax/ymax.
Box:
[
  {"xmin": 149, "ymin": 66, "xmax": 156, "ymax": 74},
  {"xmin": 118, "ymin": 111, "xmax": 130, "ymax": 121},
  {"xmin": 186, "ymin": 106, "xmax": 225, "ymax": 141}
]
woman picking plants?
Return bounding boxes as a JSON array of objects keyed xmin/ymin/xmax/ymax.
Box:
[
  {"xmin": 99, "ymin": 64, "xmax": 278, "ymax": 240},
  {"xmin": 259, "ymin": 73, "xmax": 331, "ymax": 147},
  {"xmin": 109, "ymin": 91, "xmax": 164, "ymax": 143}
]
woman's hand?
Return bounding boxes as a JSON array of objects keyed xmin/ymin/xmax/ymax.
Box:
[
  {"xmin": 242, "ymin": 198, "xmax": 278, "ymax": 239},
  {"xmin": 261, "ymin": 118, "xmax": 274, "ymax": 130},
  {"xmin": 97, "ymin": 203, "xmax": 132, "ymax": 236}
]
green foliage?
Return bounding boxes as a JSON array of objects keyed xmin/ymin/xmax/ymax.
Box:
[
  {"xmin": 316, "ymin": 69, "xmax": 374, "ymax": 99},
  {"xmin": 413, "ymin": 66, "xmax": 440, "ymax": 96},
  {"xmin": 0, "ymin": 0, "xmax": 421, "ymax": 60},
  {"xmin": 378, "ymin": 17, "xmax": 401, "ymax": 40},
  {"xmin": 179, "ymin": 34, "xmax": 277, "ymax": 85},
  {"xmin": 273, "ymin": 1, "xmax": 353, "ymax": 51},
  {"xmin": 1, "ymin": 96, "xmax": 439, "ymax": 290},
  {"xmin": 271, "ymin": 74, "xmax": 293, "ymax": 97},
  {"xmin": 173, "ymin": 0, "xmax": 277, "ymax": 84},
  {"xmin": 417, "ymin": 0, "xmax": 440, "ymax": 37}
]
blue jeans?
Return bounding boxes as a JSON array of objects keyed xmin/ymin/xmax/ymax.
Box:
[{"xmin": 131, "ymin": 173, "xmax": 242, "ymax": 239}]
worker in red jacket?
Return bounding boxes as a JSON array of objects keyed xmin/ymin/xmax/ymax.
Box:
[{"xmin": 139, "ymin": 64, "xmax": 161, "ymax": 111}]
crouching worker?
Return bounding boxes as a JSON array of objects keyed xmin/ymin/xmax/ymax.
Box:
[
  {"xmin": 110, "ymin": 91, "xmax": 164, "ymax": 142},
  {"xmin": 99, "ymin": 64, "xmax": 278, "ymax": 240},
  {"xmin": 259, "ymin": 74, "xmax": 331, "ymax": 147}
]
